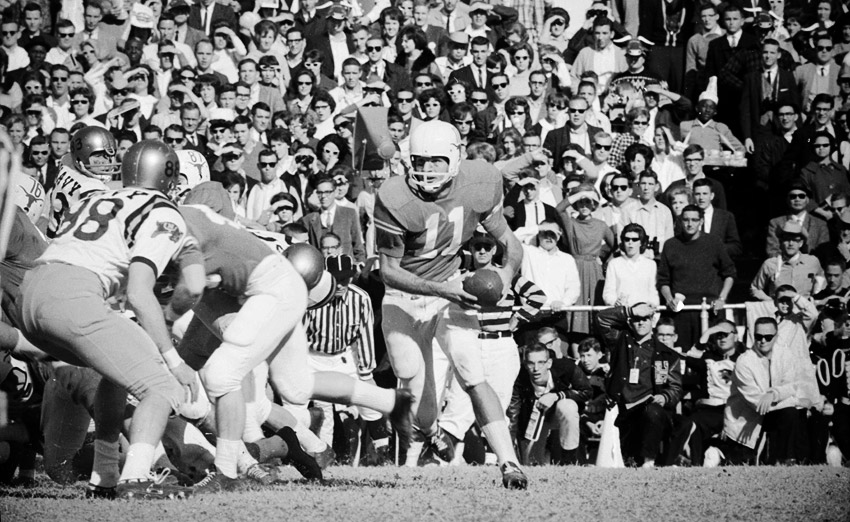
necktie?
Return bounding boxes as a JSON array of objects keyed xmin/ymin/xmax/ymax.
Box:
[
  {"xmin": 201, "ymin": 8, "xmax": 208, "ymax": 33},
  {"xmin": 820, "ymin": 66, "xmax": 826, "ymax": 77},
  {"xmin": 478, "ymin": 67, "xmax": 486, "ymax": 88},
  {"xmin": 766, "ymin": 71, "xmax": 773, "ymax": 85},
  {"xmin": 445, "ymin": 13, "xmax": 451, "ymax": 32}
]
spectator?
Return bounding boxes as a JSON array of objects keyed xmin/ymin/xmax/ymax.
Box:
[
  {"xmin": 658, "ymin": 204, "xmax": 736, "ymax": 350},
  {"xmin": 301, "ymin": 177, "xmax": 366, "ymax": 264},
  {"xmin": 597, "ymin": 302, "xmax": 683, "ymax": 467},
  {"xmin": 246, "ymin": 149, "xmax": 286, "ymax": 222},
  {"xmin": 796, "ymin": 34, "xmax": 840, "ymax": 112},
  {"xmin": 508, "ymin": 342, "xmax": 592, "ymax": 466},
  {"xmin": 650, "ymin": 126, "xmax": 686, "ymax": 191},
  {"xmin": 799, "ymin": 132, "xmax": 850, "ymax": 207},
  {"xmin": 449, "ymin": 36, "xmax": 490, "ymax": 90},
  {"xmin": 602, "ymin": 223, "xmax": 660, "ymax": 307},
  {"xmin": 766, "ymin": 183, "xmax": 830, "ymax": 257},
  {"xmin": 570, "ymin": 16, "xmax": 626, "ymax": 93},
  {"xmin": 752, "ymin": 222, "xmax": 824, "ymax": 301},
  {"xmin": 396, "ymin": 27, "xmax": 440, "ymax": 80},
  {"xmin": 543, "ymin": 96, "xmax": 602, "ymax": 173},
  {"xmin": 593, "ymin": 172, "xmax": 639, "ymax": 236},
  {"xmin": 692, "ymin": 178, "xmax": 742, "ymax": 258},
  {"xmin": 508, "ymin": 177, "xmax": 558, "ymax": 232},
  {"xmin": 679, "ymin": 98, "xmax": 745, "ymax": 155},
  {"xmin": 623, "ymin": 171, "xmax": 674, "ymax": 258},
  {"xmin": 664, "ymin": 144, "xmax": 727, "ymax": 210},
  {"xmin": 608, "ymin": 107, "xmax": 651, "ymax": 170},
  {"xmin": 520, "ymin": 221, "xmax": 580, "ymax": 315},
  {"xmin": 435, "ymin": 32, "xmax": 470, "ymax": 84}
]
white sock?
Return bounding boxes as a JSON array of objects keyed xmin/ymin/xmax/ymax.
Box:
[
  {"xmin": 451, "ymin": 442, "xmax": 466, "ymax": 466},
  {"xmin": 243, "ymin": 404, "xmax": 265, "ymax": 443},
  {"xmin": 215, "ymin": 438, "xmax": 241, "ymax": 478},
  {"xmin": 90, "ymin": 439, "xmax": 120, "ymax": 487},
  {"xmin": 236, "ymin": 443, "xmax": 258, "ymax": 474},
  {"xmin": 480, "ymin": 420, "xmax": 518, "ymax": 466},
  {"xmin": 152, "ymin": 442, "xmax": 173, "ymax": 471},
  {"xmin": 13, "ymin": 330, "xmax": 39, "ymax": 355},
  {"xmin": 405, "ymin": 440, "xmax": 424, "ymax": 468},
  {"xmin": 293, "ymin": 423, "xmax": 326, "ymax": 453},
  {"xmin": 350, "ymin": 381, "xmax": 395, "ymax": 415},
  {"xmin": 119, "ymin": 443, "xmax": 156, "ymax": 482},
  {"xmin": 184, "ymin": 422, "xmax": 216, "ymax": 456}
]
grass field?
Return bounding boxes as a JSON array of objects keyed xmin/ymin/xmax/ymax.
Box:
[{"xmin": 1, "ymin": 466, "xmax": 849, "ymax": 522}]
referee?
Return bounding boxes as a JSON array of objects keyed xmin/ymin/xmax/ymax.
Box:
[{"xmin": 299, "ymin": 252, "xmax": 389, "ymax": 462}]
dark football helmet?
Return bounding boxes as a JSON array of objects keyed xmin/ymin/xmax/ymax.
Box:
[{"xmin": 122, "ymin": 140, "xmax": 180, "ymax": 194}]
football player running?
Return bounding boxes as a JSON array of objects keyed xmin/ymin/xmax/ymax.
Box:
[
  {"xmin": 19, "ymin": 140, "xmax": 206, "ymax": 499},
  {"xmin": 374, "ymin": 120, "xmax": 528, "ymax": 489},
  {"xmin": 40, "ymin": 126, "xmax": 121, "ymax": 237}
]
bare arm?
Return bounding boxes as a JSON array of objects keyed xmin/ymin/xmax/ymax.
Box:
[{"xmin": 379, "ymin": 253, "xmax": 477, "ymax": 307}]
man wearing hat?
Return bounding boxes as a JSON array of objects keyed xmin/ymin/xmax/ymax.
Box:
[
  {"xmin": 608, "ymin": 38, "xmax": 662, "ymax": 93},
  {"xmin": 520, "ymin": 221, "xmax": 580, "ymax": 315},
  {"xmin": 753, "ymin": 220, "xmax": 824, "ymax": 301},
  {"xmin": 189, "ymin": 0, "xmax": 237, "ymax": 36},
  {"xmin": 465, "ymin": 2, "xmax": 497, "ymax": 46},
  {"xmin": 169, "ymin": 0, "xmax": 205, "ymax": 49},
  {"xmin": 435, "ymin": 32, "xmax": 471, "ymax": 84},
  {"xmin": 143, "ymin": 14, "xmax": 198, "ymax": 72},
  {"xmin": 766, "ymin": 182, "xmax": 830, "ymax": 257},
  {"xmin": 308, "ymin": 4, "xmax": 356, "ymax": 82},
  {"xmin": 507, "ymin": 177, "xmax": 559, "ymax": 232}
]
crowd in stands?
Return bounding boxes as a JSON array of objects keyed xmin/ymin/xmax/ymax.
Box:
[{"xmin": 2, "ymin": 0, "xmax": 850, "ymax": 486}]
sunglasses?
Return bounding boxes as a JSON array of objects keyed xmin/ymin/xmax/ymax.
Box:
[
  {"xmin": 454, "ymin": 119, "xmax": 473, "ymax": 125},
  {"xmin": 632, "ymin": 120, "xmax": 649, "ymax": 125},
  {"xmin": 514, "ymin": 55, "xmax": 530, "ymax": 60},
  {"xmin": 471, "ymin": 98, "xmax": 488, "ymax": 104},
  {"xmin": 335, "ymin": 122, "xmax": 352, "ymax": 130},
  {"xmin": 58, "ymin": 32, "xmax": 75, "ymax": 38},
  {"xmin": 491, "ymin": 82, "xmax": 508, "ymax": 89},
  {"xmin": 551, "ymin": 19, "xmax": 565, "ymax": 26},
  {"xmin": 548, "ymin": 103, "xmax": 566, "ymax": 109},
  {"xmin": 165, "ymin": 137, "xmax": 185, "ymax": 144},
  {"xmin": 611, "ymin": 184, "xmax": 629, "ymax": 191},
  {"xmin": 1, "ymin": 31, "xmax": 16, "ymax": 36},
  {"xmin": 31, "ymin": 150, "xmax": 49, "ymax": 155},
  {"xmin": 259, "ymin": 161, "xmax": 276, "ymax": 167},
  {"xmin": 814, "ymin": 143, "xmax": 831, "ymax": 149},
  {"xmin": 52, "ymin": 76, "xmax": 68, "ymax": 82},
  {"xmin": 754, "ymin": 333, "xmax": 775, "ymax": 342},
  {"xmin": 223, "ymin": 153, "xmax": 242, "ymax": 160},
  {"xmin": 569, "ymin": 108, "xmax": 587, "ymax": 114},
  {"xmin": 367, "ymin": 45, "xmax": 383, "ymax": 51},
  {"xmin": 508, "ymin": 111, "xmax": 525, "ymax": 116},
  {"xmin": 472, "ymin": 243, "xmax": 493, "ymax": 251},
  {"xmin": 630, "ymin": 315, "xmax": 652, "ymax": 322},
  {"xmin": 415, "ymin": 81, "xmax": 433, "ymax": 87},
  {"xmin": 71, "ymin": 99, "xmax": 89, "ymax": 105},
  {"xmin": 111, "ymin": 88, "xmax": 130, "ymax": 96},
  {"xmin": 211, "ymin": 128, "xmax": 227, "ymax": 134},
  {"xmin": 817, "ymin": 45, "xmax": 833, "ymax": 51},
  {"xmin": 595, "ymin": 144, "xmax": 612, "ymax": 150},
  {"xmin": 276, "ymin": 205, "xmax": 294, "ymax": 212},
  {"xmin": 396, "ymin": 96, "xmax": 413, "ymax": 102},
  {"xmin": 297, "ymin": 81, "xmax": 313, "ymax": 86},
  {"xmin": 181, "ymin": 75, "xmax": 196, "ymax": 81},
  {"xmin": 622, "ymin": 237, "xmax": 641, "ymax": 243}
]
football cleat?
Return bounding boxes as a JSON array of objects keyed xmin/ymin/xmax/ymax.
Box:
[
  {"xmin": 428, "ymin": 428, "xmax": 456, "ymax": 463},
  {"xmin": 500, "ymin": 461, "xmax": 528, "ymax": 490},
  {"xmin": 192, "ymin": 469, "xmax": 241, "ymax": 495},
  {"xmin": 278, "ymin": 427, "xmax": 323, "ymax": 481},
  {"xmin": 85, "ymin": 483, "xmax": 116, "ymax": 500},
  {"xmin": 117, "ymin": 471, "xmax": 192, "ymax": 500},
  {"xmin": 244, "ymin": 463, "xmax": 275, "ymax": 487},
  {"xmin": 389, "ymin": 388, "xmax": 414, "ymax": 451}
]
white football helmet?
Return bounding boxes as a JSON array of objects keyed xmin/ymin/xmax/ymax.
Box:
[
  {"xmin": 171, "ymin": 150, "xmax": 211, "ymax": 202},
  {"xmin": 408, "ymin": 120, "xmax": 461, "ymax": 194},
  {"xmin": 14, "ymin": 176, "xmax": 45, "ymax": 224}
]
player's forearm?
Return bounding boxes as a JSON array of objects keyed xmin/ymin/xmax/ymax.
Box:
[
  {"xmin": 495, "ymin": 227, "xmax": 523, "ymax": 276},
  {"xmin": 127, "ymin": 287, "xmax": 175, "ymax": 354},
  {"xmin": 379, "ymin": 254, "xmax": 445, "ymax": 296}
]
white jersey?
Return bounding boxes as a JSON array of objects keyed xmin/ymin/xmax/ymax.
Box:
[
  {"xmin": 38, "ymin": 188, "xmax": 191, "ymax": 298},
  {"xmin": 45, "ymin": 160, "xmax": 108, "ymax": 237}
]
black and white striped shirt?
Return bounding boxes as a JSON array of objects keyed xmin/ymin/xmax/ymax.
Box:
[
  {"xmin": 304, "ymin": 283, "xmax": 376, "ymax": 376},
  {"xmin": 477, "ymin": 272, "xmax": 548, "ymax": 334}
]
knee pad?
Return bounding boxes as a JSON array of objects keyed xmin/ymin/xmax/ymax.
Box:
[
  {"xmin": 218, "ymin": 294, "xmax": 280, "ymax": 348},
  {"xmin": 200, "ymin": 357, "xmax": 243, "ymax": 398},
  {"xmin": 556, "ymin": 398, "xmax": 579, "ymax": 416}
]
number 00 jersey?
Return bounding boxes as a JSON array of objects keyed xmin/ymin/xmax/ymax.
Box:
[
  {"xmin": 37, "ymin": 188, "xmax": 193, "ymax": 297},
  {"xmin": 45, "ymin": 161, "xmax": 108, "ymax": 237},
  {"xmin": 374, "ymin": 160, "xmax": 507, "ymax": 283}
]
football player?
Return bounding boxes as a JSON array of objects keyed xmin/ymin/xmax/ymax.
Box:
[
  {"xmin": 374, "ymin": 120, "xmax": 529, "ymax": 489},
  {"xmin": 19, "ymin": 140, "xmax": 206, "ymax": 500},
  {"xmin": 170, "ymin": 149, "xmax": 211, "ymax": 203},
  {"xmin": 40, "ymin": 126, "xmax": 121, "ymax": 237}
]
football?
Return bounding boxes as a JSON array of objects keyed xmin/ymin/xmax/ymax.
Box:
[{"xmin": 462, "ymin": 269, "xmax": 504, "ymax": 307}]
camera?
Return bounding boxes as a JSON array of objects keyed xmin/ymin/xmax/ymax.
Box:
[
  {"xmin": 295, "ymin": 155, "xmax": 313, "ymax": 165},
  {"xmin": 587, "ymin": 8, "xmax": 606, "ymax": 19}
]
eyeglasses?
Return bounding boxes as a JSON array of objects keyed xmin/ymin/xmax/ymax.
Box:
[
  {"xmin": 568, "ymin": 107, "xmax": 587, "ymax": 114},
  {"xmin": 287, "ymin": 38, "xmax": 303, "ymax": 43},
  {"xmin": 314, "ymin": 104, "xmax": 330, "ymax": 110},
  {"xmin": 297, "ymin": 81, "xmax": 313, "ymax": 86},
  {"xmin": 415, "ymin": 81, "xmax": 433, "ymax": 87},
  {"xmin": 71, "ymin": 99, "xmax": 88, "ymax": 105},
  {"xmin": 165, "ymin": 137, "xmax": 185, "ymax": 144},
  {"xmin": 611, "ymin": 184, "xmax": 629, "ymax": 191},
  {"xmin": 491, "ymin": 82, "xmax": 508, "ymax": 89},
  {"xmin": 315, "ymin": 190, "xmax": 334, "ymax": 196},
  {"xmin": 366, "ymin": 45, "xmax": 383, "ymax": 51},
  {"xmin": 547, "ymin": 103, "xmax": 566, "ymax": 110},
  {"xmin": 471, "ymin": 97, "xmax": 488, "ymax": 104},
  {"xmin": 754, "ymin": 333, "xmax": 775, "ymax": 342},
  {"xmin": 814, "ymin": 143, "xmax": 831, "ymax": 149},
  {"xmin": 817, "ymin": 45, "xmax": 833, "ymax": 51},
  {"xmin": 31, "ymin": 150, "xmax": 49, "ymax": 155},
  {"xmin": 211, "ymin": 128, "xmax": 227, "ymax": 134},
  {"xmin": 514, "ymin": 55, "xmax": 530, "ymax": 61},
  {"xmin": 529, "ymin": 80, "xmax": 545, "ymax": 86},
  {"xmin": 52, "ymin": 76, "xmax": 68, "ymax": 82},
  {"xmin": 58, "ymin": 32, "xmax": 75, "ymax": 38},
  {"xmin": 396, "ymin": 96, "xmax": 413, "ymax": 102},
  {"xmin": 181, "ymin": 75, "xmax": 196, "ymax": 81},
  {"xmin": 777, "ymin": 111, "xmax": 796, "ymax": 117},
  {"xmin": 111, "ymin": 88, "xmax": 130, "ymax": 96},
  {"xmin": 632, "ymin": 120, "xmax": 649, "ymax": 125},
  {"xmin": 453, "ymin": 119, "xmax": 473, "ymax": 125},
  {"xmin": 684, "ymin": 157, "xmax": 703, "ymax": 163},
  {"xmin": 814, "ymin": 106, "xmax": 831, "ymax": 113},
  {"xmin": 595, "ymin": 143, "xmax": 612, "ymax": 150},
  {"xmin": 259, "ymin": 161, "xmax": 276, "ymax": 167},
  {"xmin": 236, "ymin": 92, "xmax": 250, "ymax": 98},
  {"xmin": 622, "ymin": 236, "xmax": 641, "ymax": 243}
]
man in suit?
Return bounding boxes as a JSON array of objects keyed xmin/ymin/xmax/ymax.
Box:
[
  {"xmin": 306, "ymin": 5, "xmax": 355, "ymax": 83},
  {"xmin": 448, "ymin": 35, "xmax": 490, "ymax": 90},
  {"xmin": 693, "ymin": 178, "xmax": 742, "ymax": 258},
  {"xmin": 507, "ymin": 177, "xmax": 560, "ymax": 231},
  {"xmin": 301, "ymin": 177, "xmax": 366, "ymax": 264},
  {"xmin": 189, "ymin": 0, "xmax": 237, "ymax": 36},
  {"xmin": 543, "ymin": 96, "xmax": 602, "ymax": 173},
  {"xmin": 507, "ymin": 343, "xmax": 592, "ymax": 465},
  {"xmin": 766, "ymin": 182, "xmax": 830, "ymax": 258},
  {"xmin": 78, "ymin": 2, "xmax": 126, "ymax": 60},
  {"xmin": 361, "ymin": 36, "xmax": 411, "ymax": 95},
  {"xmin": 169, "ymin": 0, "xmax": 206, "ymax": 50},
  {"xmin": 238, "ymin": 59, "xmax": 286, "ymax": 115},
  {"xmin": 180, "ymin": 102, "xmax": 209, "ymax": 156},
  {"xmin": 795, "ymin": 33, "xmax": 840, "ymax": 112},
  {"xmin": 426, "ymin": 0, "xmax": 470, "ymax": 34},
  {"xmin": 741, "ymin": 39, "xmax": 800, "ymax": 153},
  {"xmin": 705, "ymin": 5, "xmax": 759, "ymax": 133}
]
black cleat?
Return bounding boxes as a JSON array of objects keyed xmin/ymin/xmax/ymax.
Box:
[
  {"xmin": 390, "ymin": 388, "xmax": 414, "ymax": 449},
  {"xmin": 192, "ymin": 470, "xmax": 241, "ymax": 495},
  {"xmin": 85, "ymin": 483, "xmax": 117, "ymax": 500},
  {"xmin": 278, "ymin": 427, "xmax": 323, "ymax": 481},
  {"xmin": 500, "ymin": 461, "xmax": 528, "ymax": 490}
]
